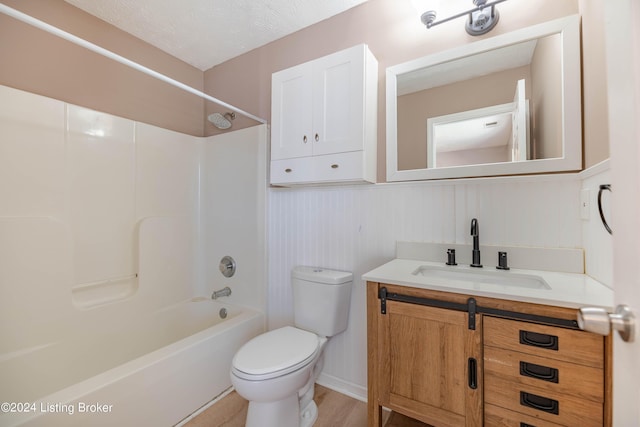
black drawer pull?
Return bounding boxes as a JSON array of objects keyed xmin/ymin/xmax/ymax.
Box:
[
  {"xmin": 331, "ymin": 164, "xmax": 339, "ymax": 169},
  {"xmin": 520, "ymin": 361, "xmax": 559, "ymax": 383},
  {"xmin": 520, "ymin": 391, "xmax": 559, "ymax": 415},
  {"xmin": 468, "ymin": 357, "xmax": 477, "ymax": 389},
  {"xmin": 285, "ymin": 168, "xmax": 292, "ymax": 173},
  {"xmin": 519, "ymin": 330, "xmax": 558, "ymax": 350},
  {"xmin": 520, "ymin": 423, "xmax": 536, "ymax": 427}
]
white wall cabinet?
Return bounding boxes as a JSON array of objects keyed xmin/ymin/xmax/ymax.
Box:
[{"xmin": 270, "ymin": 44, "xmax": 378, "ymax": 186}]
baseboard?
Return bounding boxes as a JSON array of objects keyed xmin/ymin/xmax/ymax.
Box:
[
  {"xmin": 175, "ymin": 386, "xmax": 235, "ymax": 426},
  {"xmin": 316, "ymin": 372, "xmax": 368, "ymax": 403}
]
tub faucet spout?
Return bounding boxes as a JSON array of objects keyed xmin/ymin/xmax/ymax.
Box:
[
  {"xmin": 211, "ymin": 287, "xmax": 232, "ymax": 300},
  {"xmin": 470, "ymin": 218, "xmax": 482, "ymax": 268}
]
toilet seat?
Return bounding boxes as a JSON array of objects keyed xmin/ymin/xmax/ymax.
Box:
[{"xmin": 232, "ymin": 326, "xmax": 320, "ymax": 381}]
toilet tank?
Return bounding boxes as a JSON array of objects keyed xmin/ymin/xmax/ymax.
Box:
[{"xmin": 292, "ymin": 266, "xmax": 352, "ymax": 337}]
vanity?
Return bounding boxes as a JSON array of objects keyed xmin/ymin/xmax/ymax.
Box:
[{"xmin": 364, "ymin": 251, "xmax": 614, "ymax": 427}]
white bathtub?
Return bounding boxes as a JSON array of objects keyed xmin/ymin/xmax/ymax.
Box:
[{"xmin": 0, "ymin": 298, "xmax": 264, "ymax": 427}]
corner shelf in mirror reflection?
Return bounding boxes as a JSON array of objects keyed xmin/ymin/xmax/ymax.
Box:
[{"xmin": 386, "ymin": 15, "xmax": 582, "ymax": 181}]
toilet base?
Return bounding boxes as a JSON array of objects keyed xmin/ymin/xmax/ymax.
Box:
[
  {"xmin": 246, "ymin": 394, "xmax": 299, "ymax": 427},
  {"xmin": 244, "ymin": 394, "xmax": 319, "ymax": 427},
  {"xmin": 300, "ymin": 400, "xmax": 318, "ymax": 427}
]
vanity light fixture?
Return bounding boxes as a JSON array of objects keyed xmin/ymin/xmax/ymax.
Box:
[{"xmin": 418, "ymin": 0, "xmax": 508, "ymax": 36}]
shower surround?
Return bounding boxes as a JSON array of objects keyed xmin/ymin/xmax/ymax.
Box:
[{"xmin": 0, "ymin": 84, "xmax": 267, "ymax": 426}]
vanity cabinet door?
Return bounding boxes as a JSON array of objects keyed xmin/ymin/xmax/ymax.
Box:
[{"xmin": 378, "ymin": 300, "xmax": 482, "ymax": 427}]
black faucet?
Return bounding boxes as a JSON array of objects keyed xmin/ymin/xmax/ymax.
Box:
[{"xmin": 470, "ymin": 218, "xmax": 482, "ymax": 268}]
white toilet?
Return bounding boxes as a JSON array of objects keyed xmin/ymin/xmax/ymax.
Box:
[{"xmin": 230, "ymin": 266, "xmax": 352, "ymax": 427}]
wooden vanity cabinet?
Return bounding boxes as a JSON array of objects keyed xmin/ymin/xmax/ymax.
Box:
[{"xmin": 367, "ymin": 282, "xmax": 611, "ymax": 427}]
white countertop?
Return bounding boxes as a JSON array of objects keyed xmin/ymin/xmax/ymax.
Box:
[{"xmin": 362, "ymin": 259, "xmax": 615, "ymax": 311}]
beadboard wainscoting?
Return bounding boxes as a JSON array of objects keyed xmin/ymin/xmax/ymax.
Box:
[
  {"xmin": 268, "ymin": 174, "xmax": 584, "ymax": 400},
  {"xmin": 580, "ymin": 160, "xmax": 613, "ymax": 287}
]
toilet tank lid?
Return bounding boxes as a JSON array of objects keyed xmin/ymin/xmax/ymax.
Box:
[{"xmin": 292, "ymin": 266, "xmax": 352, "ymax": 284}]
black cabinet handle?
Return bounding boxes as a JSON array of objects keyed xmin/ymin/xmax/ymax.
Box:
[
  {"xmin": 520, "ymin": 423, "xmax": 536, "ymax": 427},
  {"xmin": 520, "ymin": 361, "xmax": 559, "ymax": 383},
  {"xmin": 519, "ymin": 330, "xmax": 558, "ymax": 350},
  {"xmin": 468, "ymin": 358, "xmax": 477, "ymax": 389},
  {"xmin": 520, "ymin": 391, "xmax": 559, "ymax": 415}
]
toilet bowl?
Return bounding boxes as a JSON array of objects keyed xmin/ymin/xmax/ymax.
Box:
[
  {"xmin": 230, "ymin": 266, "xmax": 352, "ymax": 427},
  {"xmin": 231, "ymin": 326, "xmax": 328, "ymax": 427}
]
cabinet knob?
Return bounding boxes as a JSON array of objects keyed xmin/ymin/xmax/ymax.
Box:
[
  {"xmin": 331, "ymin": 164, "xmax": 339, "ymax": 169},
  {"xmin": 285, "ymin": 168, "xmax": 292, "ymax": 173},
  {"xmin": 315, "ymin": 133, "xmax": 319, "ymax": 142},
  {"xmin": 303, "ymin": 135, "xmax": 307, "ymax": 143}
]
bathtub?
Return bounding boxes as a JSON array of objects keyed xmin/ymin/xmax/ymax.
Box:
[{"xmin": 0, "ymin": 298, "xmax": 264, "ymax": 427}]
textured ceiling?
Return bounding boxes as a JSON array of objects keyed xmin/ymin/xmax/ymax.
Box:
[{"xmin": 63, "ymin": 0, "xmax": 370, "ymax": 71}]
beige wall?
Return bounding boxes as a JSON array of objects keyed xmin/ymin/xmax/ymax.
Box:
[
  {"xmin": 579, "ymin": 0, "xmax": 610, "ymax": 166},
  {"xmin": 530, "ymin": 34, "xmax": 563, "ymax": 159},
  {"xmin": 0, "ymin": 0, "xmax": 609, "ymax": 169},
  {"xmin": 0, "ymin": 0, "xmax": 205, "ymax": 136},
  {"xmin": 204, "ymin": 0, "xmax": 611, "ymax": 180}
]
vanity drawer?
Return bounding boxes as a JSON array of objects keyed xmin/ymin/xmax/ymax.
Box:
[
  {"xmin": 484, "ymin": 347, "xmax": 604, "ymax": 403},
  {"xmin": 485, "ymin": 375, "xmax": 603, "ymax": 426},
  {"xmin": 485, "ymin": 403, "xmax": 564, "ymax": 427},
  {"xmin": 484, "ymin": 316, "xmax": 604, "ymax": 368}
]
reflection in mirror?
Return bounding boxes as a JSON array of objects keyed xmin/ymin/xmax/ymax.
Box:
[
  {"xmin": 427, "ymin": 78, "xmax": 529, "ymax": 168},
  {"xmin": 386, "ymin": 15, "xmax": 581, "ymax": 181}
]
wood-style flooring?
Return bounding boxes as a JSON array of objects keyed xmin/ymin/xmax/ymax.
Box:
[{"xmin": 182, "ymin": 384, "xmax": 429, "ymax": 427}]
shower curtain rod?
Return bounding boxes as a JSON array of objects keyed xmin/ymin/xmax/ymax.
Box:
[{"xmin": 0, "ymin": 4, "xmax": 267, "ymax": 125}]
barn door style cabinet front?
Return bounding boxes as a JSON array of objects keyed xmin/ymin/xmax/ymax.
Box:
[
  {"xmin": 378, "ymin": 296, "xmax": 483, "ymax": 426},
  {"xmin": 370, "ymin": 285, "xmax": 483, "ymax": 427}
]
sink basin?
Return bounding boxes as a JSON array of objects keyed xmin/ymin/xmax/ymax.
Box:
[{"xmin": 412, "ymin": 265, "xmax": 551, "ymax": 290}]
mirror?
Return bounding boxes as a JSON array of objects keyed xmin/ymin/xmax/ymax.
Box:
[{"xmin": 386, "ymin": 15, "xmax": 581, "ymax": 181}]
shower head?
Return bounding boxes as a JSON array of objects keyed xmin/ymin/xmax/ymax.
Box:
[{"xmin": 208, "ymin": 112, "xmax": 236, "ymax": 130}]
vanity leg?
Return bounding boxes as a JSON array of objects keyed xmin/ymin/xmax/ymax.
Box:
[{"xmin": 367, "ymin": 282, "xmax": 383, "ymax": 426}]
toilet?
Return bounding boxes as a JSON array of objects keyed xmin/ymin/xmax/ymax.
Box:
[{"xmin": 230, "ymin": 266, "xmax": 352, "ymax": 427}]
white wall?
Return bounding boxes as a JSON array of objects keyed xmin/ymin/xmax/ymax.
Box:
[
  {"xmin": 580, "ymin": 160, "xmax": 613, "ymax": 287},
  {"xmin": 0, "ymin": 84, "xmax": 196, "ymax": 343},
  {"xmin": 268, "ymin": 174, "xmax": 583, "ymax": 398},
  {"xmin": 0, "ymin": 84, "xmax": 267, "ymax": 358},
  {"xmin": 199, "ymin": 125, "xmax": 268, "ymax": 311}
]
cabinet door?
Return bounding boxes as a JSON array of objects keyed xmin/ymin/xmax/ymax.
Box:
[
  {"xmin": 312, "ymin": 46, "xmax": 365, "ymax": 156},
  {"xmin": 379, "ymin": 300, "xmax": 482, "ymax": 427},
  {"xmin": 271, "ymin": 62, "xmax": 313, "ymax": 160}
]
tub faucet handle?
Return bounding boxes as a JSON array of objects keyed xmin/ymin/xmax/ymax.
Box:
[{"xmin": 219, "ymin": 256, "xmax": 236, "ymax": 277}]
